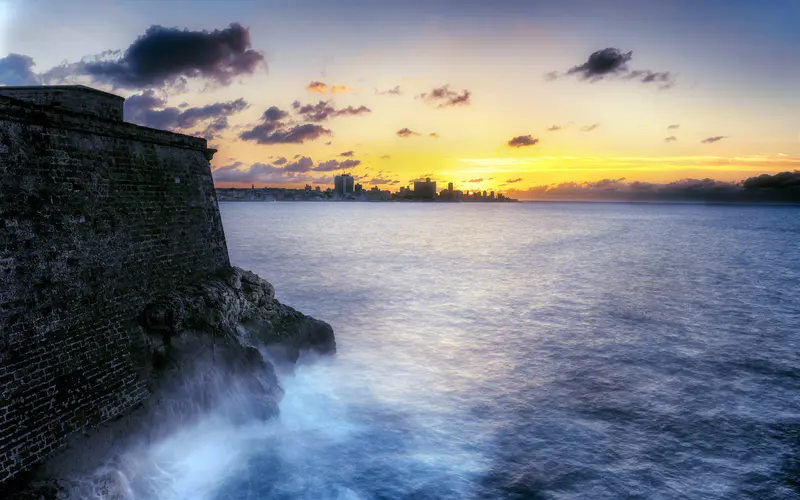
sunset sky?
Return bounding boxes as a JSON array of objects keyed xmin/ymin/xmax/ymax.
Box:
[{"xmin": 1, "ymin": 0, "xmax": 799, "ymax": 196}]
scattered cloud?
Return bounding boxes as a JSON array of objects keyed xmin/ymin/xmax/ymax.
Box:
[
  {"xmin": 0, "ymin": 53, "xmax": 40, "ymax": 85},
  {"xmin": 123, "ymin": 89, "xmax": 249, "ymax": 137},
  {"xmin": 239, "ymin": 105, "xmax": 331, "ymax": 144},
  {"xmin": 380, "ymin": 155, "xmax": 391, "ymax": 159},
  {"xmin": 331, "ymin": 85, "xmax": 348, "ymax": 94},
  {"xmin": 314, "ymin": 160, "xmax": 340, "ymax": 171},
  {"xmin": 212, "ymin": 162, "xmax": 287, "ymax": 184},
  {"xmin": 284, "ymin": 156, "xmax": 314, "ymax": 173},
  {"xmin": 468, "ymin": 178, "xmax": 484, "ymax": 183},
  {"xmin": 396, "ymin": 128, "xmax": 421, "ymax": 138},
  {"xmin": 507, "ymin": 135, "xmax": 540, "ymax": 148},
  {"xmin": 664, "ymin": 136, "xmax": 678, "ymax": 143},
  {"xmin": 46, "ymin": 23, "xmax": 265, "ymax": 89},
  {"xmin": 668, "ymin": 124, "xmax": 680, "ymax": 130},
  {"xmin": 701, "ymin": 136, "xmax": 727, "ymax": 144},
  {"xmin": 369, "ymin": 177, "xmax": 391, "ymax": 185},
  {"xmin": 547, "ymin": 125, "xmax": 563, "ymax": 132},
  {"xmin": 340, "ymin": 159, "xmax": 361, "ymax": 169},
  {"xmin": 550, "ymin": 48, "xmax": 675, "ymax": 89},
  {"xmin": 339, "ymin": 151, "xmax": 355, "ymax": 157},
  {"xmin": 273, "ymin": 157, "xmax": 288, "ymax": 165},
  {"xmin": 306, "ymin": 81, "xmax": 328, "ymax": 93},
  {"xmin": 506, "ymin": 178, "xmax": 523, "ymax": 183},
  {"xmin": 581, "ymin": 123, "xmax": 600, "ymax": 132},
  {"xmin": 418, "ymin": 84, "xmax": 471, "ymax": 108},
  {"xmin": 429, "ymin": 132, "xmax": 440, "ymax": 139},
  {"xmin": 292, "ymin": 100, "xmax": 371, "ymax": 121},
  {"xmin": 376, "ymin": 86, "xmax": 402, "ymax": 95}
]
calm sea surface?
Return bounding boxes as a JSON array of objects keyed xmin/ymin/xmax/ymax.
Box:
[{"xmin": 201, "ymin": 202, "xmax": 799, "ymax": 500}]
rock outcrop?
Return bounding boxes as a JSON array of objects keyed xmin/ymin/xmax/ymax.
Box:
[{"xmin": 3, "ymin": 266, "xmax": 335, "ymax": 499}]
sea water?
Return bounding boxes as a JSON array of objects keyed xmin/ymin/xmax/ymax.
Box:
[{"xmin": 127, "ymin": 202, "xmax": 800, "ymax": 499}]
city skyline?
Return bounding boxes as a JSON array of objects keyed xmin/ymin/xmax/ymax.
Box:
[{"xmin": 1, "ymin": 0, "xmax": 799, "ymax": 198}]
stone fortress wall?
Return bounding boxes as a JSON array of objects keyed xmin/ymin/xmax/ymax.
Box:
[{"xmin": 0, "ymin": 85, "xmax": 229, "ymax": 483}]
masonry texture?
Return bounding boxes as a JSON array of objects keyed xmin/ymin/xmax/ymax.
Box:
[{"xmin": 0, "ymin": 86, "xmax": 229, "ymax": 483}]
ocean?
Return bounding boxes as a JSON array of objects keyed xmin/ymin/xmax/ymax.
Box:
[{"xmin": 138, "ymin": 202, "xmax": 800, "ymax": 499}]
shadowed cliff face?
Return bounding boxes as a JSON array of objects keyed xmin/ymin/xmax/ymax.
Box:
[{"xmin": 5, "ymin": 266, "xmax": 335, "ymax": 500}]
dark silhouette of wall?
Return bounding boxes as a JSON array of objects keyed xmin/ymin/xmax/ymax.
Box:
[{"xmin": 0, "ymin": 86, "xmax": 229, "ymax": 482}]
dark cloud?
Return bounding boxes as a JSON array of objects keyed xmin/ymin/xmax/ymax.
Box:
[
  {"xmin": 340, "ymin": 159, "xmax": 361, "ymax": 169},
  {"xmin": 553, "ymin": 48, "xmax": 675, "ymax": 88},
  {"xmin": 668, "ymin": 124, "xmax": 680, "ymax": 130},
  {"xmin": 314, "ymin": 160, "xmax": 341, "ymax": 172},
  {"xmin": 339, "ymin": 151, "xmax": 355, "ymax": 157},
  {"xmin": 506, "ymin": 178, "xmax": 523, "ymax": 183},
  {"xmin": 567, "ymin": 48, "xmax": 633, "ymax": 80},
  {"xmin": 505, "ymin": 172, "xmax": 800, "ymax": 203},
  {"xmin": 292, "ymin": 100, "xmax": 371, "ymax": 122},
  {"xmin": 468, "ymin": 178, "xmax": 484, "ymax": 183},
  {"xmin": 701, "ymin": 136, "xmax": 727, "ymax": 144},
  {"xmin": 50, "ymin": 23, "xmax": 265, "ymax": 89},
  {"xmin": 376, "ymin": 86, "xmax": 402, "ymax": 95},
  {"xmin": 239, "ymin": 106, "xmax": 331, "ymax": 144},
  {"xmin": 123, "ymin": 89, "xmax": 249, "ymax": 134},
  {"xmin": 306, "ymin": 81, "xmax": 328, "ymax": 93},
  {"xmin": 369, "ymin": 177, "xmax": 391, "ymax": 185},
  {"xmin": 212, "ymin": 162, "xmax": 286, "ymax": 183},
  {"xmin": 547, "ymin": 125, "xmax": 562, "ymax": 131},
  {"xmin": 0, "ymin": 53, "xmax": 40, "ymax": 85},
  {"xmin": 429, "ymin": 132, "xmax": 440, "ymax": 139},
  {"xmin": 284, "ymin": 156, "xmax": 314, "ymax": 173},
  {"xmin": 418, "ymin": 85, "xmax": 471, "ymax": 108},
  {"xmin": 664, "ymin": 136, "xmax": 677, "ymax": 143},
  {"xmin": 581, "ymin": 123, "xmax": 600, "ymax": 132},
  {"xmin": 396, "ymin": 128, "xmax": 420, "ymax": 138},
  {"xmin": 507, "ymin": 135, "xmax": 539, "ymax": 148},
  {"xmin": 391, "ymin": 180, "xmax": 400, "ymax": 184},
  {"xmin": 273, "ymin": 157, "xmax": 288, "ymax": 165}
]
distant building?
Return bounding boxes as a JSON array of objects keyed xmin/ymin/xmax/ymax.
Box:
[
  {"xmin": 355, "ymin": 183, "xmax": 364, "ymax": 196},
  {"xmin": 414, "ymin": 177, "xmax": 437, "ymax": 200},
  {"xmin": 334, "ymin": 173, "xmax": 355, "ymax": 197},
  {"xmin": 448, "ymin": 182, "xmax": 454, "ymax": 192}
]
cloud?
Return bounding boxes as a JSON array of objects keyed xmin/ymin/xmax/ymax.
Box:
[
  {"xmin": 283, "ymin": 156, "xmax": 314, "ymax": 173},
  {"xmin": 418, "ymin": 85, "xmax": 471, "ymax": 107},
  {"xmin": 396, "ymin": 128, "xmax": 420, "ymax": 138},
  {"xmin": 581, "ymin": 123, "xmax": 600, "ymax": 132},
  {"xmin": 468, "ymin": 178, "xmax": 484, "ymax": 183},
  {"xmin": 507, "ymin": 135, "xmax": 539, "ymax": 148},
  {"xmin": 429, "ymin": 132, "xmax": 440, "ymax": 139},
  {"xmin": 567, "ymin": 48, "xmax": 632, "ymax": 80},
  {"xmin": 376, "ymin": 86, "xmax": 402, "ymax": 95},
  {"xmin": 212, "ymin": 162, "xmax": 286, "ymax": 183},
  {"xmin": 369, "ymin": 177, "xmax": 391, "ymax": 185},
  {"xmin": 668, "ymin": 124, "xmax": 680, "ymax": 130},
  {"xmin": 547, "ymin": 125, "xmax": 563, "ymax": 131},
  {"xmin": 0, "ymin": 53, "xmax": 40, "ymax": 85},
  {"xmin": 701, "ymin": 136, "xmax": 727, "ymax": 144},
  {"xmin": 314, "ymin": 160, "xmax": 340, "ymax": 171},
  {"xmin": 340, "ymin": 159, "xmax": 361, "ymax": 169},
  {"xmin": 306, "ymin": 81, "xmax": 328, "ymax": 93},
  {"xmin": 664, "ymin": 136, "xmax": 678, "ymax": 143},
  {"xmin": 339, "ymin": 151, "xmax": 355, "ymax": 157},
  {"xmin": 380, "ymin": 155, "xmax": 391, "ymax": 159},
  {"xmin": 123, "ymin": 90, "xmax": 249, "ymax": 135},
  {"xmin": 331, "ymin": 85, "xmax": 348, "ymax": 94},
  {"xmin": 239, "ymin": 106, "xmax": 332, "ymax": 144},
  {"xmin": 552, "ymin": 48, "xmax": 675, "ymax": 88},
  {"xmin": 47, "ymin": 23, "xmax": 265, "ymax": 89},
  {"xmin": 506, "ymin": 178, "xmax": 523, "ymax": 183},
  {"xmin": 273, "ymin": 157, "xmax": 288, "ymax": 165},
  {"xmin": 292, "ymin": 100, "xmax": 371, "ymax": 121},
  {"xmin": 505, "ymin": 172, "xmax": 800, "ymax": 203}
]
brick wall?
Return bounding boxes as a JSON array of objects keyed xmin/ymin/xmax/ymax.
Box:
[{"xmin": 0, "ymin": 89, "xmax": 230, "ymax": 483}]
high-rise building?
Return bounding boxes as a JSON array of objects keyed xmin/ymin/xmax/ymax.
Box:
[
  {"xmin": 334, "ymin": 173, "xmax": 355, "ymax": 197},
  {"xmin": 448, "ymin": 182, "xmax": 454, "ymax": 192},
  {"xmin": 414, "ymin": 177, "xmax": 437, "ymax": 200}
]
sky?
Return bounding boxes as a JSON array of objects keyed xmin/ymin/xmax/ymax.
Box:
[{"xmin": 1, "ymin": 0, "xmax": 799, "ymax": 197}]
